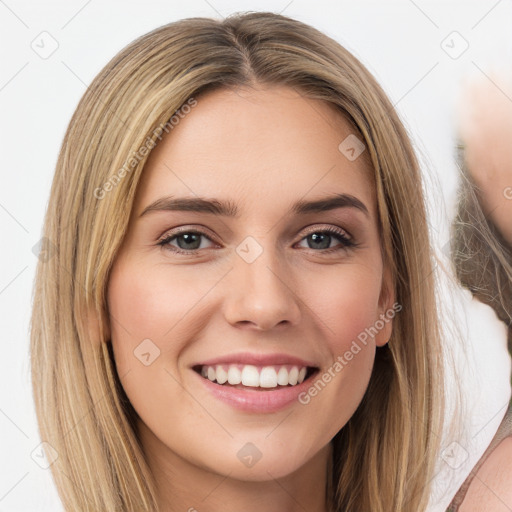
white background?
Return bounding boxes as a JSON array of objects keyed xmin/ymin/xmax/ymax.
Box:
[{"xmin": 0, "ymin": 0, "xmax": 511, "ymax": 510}]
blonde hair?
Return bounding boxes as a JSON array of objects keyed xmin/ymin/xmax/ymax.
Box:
[{"xmin": 30, "ymin": 11, "xmax": 444, "ymax": 511}]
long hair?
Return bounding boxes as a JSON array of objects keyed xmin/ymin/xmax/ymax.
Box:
[
  {"xmin": 450, "ymin": 143, "xmax": 512, "ymax": 349},
  {"xmin": 30, "ymin": 11, "xmax": 444, "ymax": 511}
]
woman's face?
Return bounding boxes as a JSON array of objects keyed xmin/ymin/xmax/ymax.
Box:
[{"xmin": 107, "ymin": 85, "xmax": 393, "ymax": 485}]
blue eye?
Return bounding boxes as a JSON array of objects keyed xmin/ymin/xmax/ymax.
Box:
[{"xmin": 296, "ymin": 227, "xmax": 356, "ymax": 251}]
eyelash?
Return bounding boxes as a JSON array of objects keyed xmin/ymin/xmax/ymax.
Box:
[{"xmin": 157, "ymin": 226, "xmax": 357, "ymax": 255}]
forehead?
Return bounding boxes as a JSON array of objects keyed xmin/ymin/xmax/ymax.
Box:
[{"xmin": 133, "ymin": 85, "xmax": 375, "ymax": 218}]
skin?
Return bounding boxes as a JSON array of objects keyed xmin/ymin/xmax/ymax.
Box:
[
  {"xmin": 460, "ymin": 438, "xmax": 512, "ymax": 511},
  {"xmin": 457, "ymin": 75, "xmax": 512, "ymax": 511},
  {"xmin": 457, "ymin": 75, "xmax": 512, "ymax": 245},
  {"xmin": 106, "ymin": 84, "xmax": 394, "ymax": 512}
]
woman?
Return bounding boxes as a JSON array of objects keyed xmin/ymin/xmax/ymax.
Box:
[
  {"xmin": 447, "ymin": 76, "xmax": 512, "ymax": 510},
  {"xmin": 30, "ymin": 12, "xmax": 444, "ymax": 511}
]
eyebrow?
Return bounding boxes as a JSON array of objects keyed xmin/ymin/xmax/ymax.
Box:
[{"xmin": 139, "ymin": 193, "xmax": 370, "ymax": 218}]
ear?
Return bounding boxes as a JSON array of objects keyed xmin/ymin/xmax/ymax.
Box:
[{"xmin": 374, "ymin": 265, "xmax": 396, "ymax": 348}]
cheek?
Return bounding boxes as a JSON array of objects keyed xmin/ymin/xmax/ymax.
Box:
[
  {"xmin": 294, "ymin": 262, "xmax": 383, "ymax": 426},
  {"xmin": 106, "ymin": 263, "xmax": 199, "ymax": 427},
  {"xmin": 107, "ymin": 261, "xmax": 207, "ymax": 368},
  {"xmin": 304, "ymin": 262, "xmax": 384, "ymax": 351}
]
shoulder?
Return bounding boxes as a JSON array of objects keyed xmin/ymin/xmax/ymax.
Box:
[{"xmin": 459, "ymin": 437, "xmax": 512, "ymax": 511}]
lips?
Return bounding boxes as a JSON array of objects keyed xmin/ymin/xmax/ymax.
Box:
[{"xmin": 193, "ymin": 352, "xmax": 318, "ymax": 369}]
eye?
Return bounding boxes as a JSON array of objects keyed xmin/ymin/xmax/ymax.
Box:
[
  {"xmin": 295, "ymin": 226, "xmax": 356, "ymax": 252},
  {"xmin": 157, "ymin": 225, "xmax": 357, "ymax": 255},
  {"xmin": 158, "ymin": 229, "xmax": 217, "ymax": 254}
]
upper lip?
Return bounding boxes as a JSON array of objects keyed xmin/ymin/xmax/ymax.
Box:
[{"xmin": 192, "ymin": 352, "xmax": 319, "ymax": 368}]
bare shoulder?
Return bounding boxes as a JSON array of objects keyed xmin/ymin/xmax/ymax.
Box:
[{"xmin": 459, "ymin": 437, "xmax": 512, "ymax": 511}]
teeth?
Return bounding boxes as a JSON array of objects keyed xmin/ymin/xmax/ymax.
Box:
[
  {"xmin": 199, "ymin": 364, "xmax": 310, "ymax": 388},
  {"xmin": 277, "ymin": 366, "xmax": 289, "ymax": 386},
  {"xmin": 241, "ymin": 365, "xmax": 260, "ymax": 387},
  {"xmin": 288, "ymin": 366, "xmax": 299, "ymax": 385},
  {"xmin": 227, "ymin": 366, "xmax": 242, "ymax": 385},
  {"xmin": 216, "ymin": 365, "xmax": 228, "ymax": 384},
  {"xmin": 259, "ymin": 367, "xmax": 277, "ymax": 388}
]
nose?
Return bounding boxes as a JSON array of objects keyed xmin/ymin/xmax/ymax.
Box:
[{"xmin": 222, "ymin": 244, "xmax": 302, "ymax": 331}]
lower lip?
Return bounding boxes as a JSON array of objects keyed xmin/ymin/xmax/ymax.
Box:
[{"xmin": 193, "ymin": 370, "xmax": 316, "ymax": 413}]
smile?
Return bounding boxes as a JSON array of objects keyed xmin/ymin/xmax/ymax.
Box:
[
  {"xmin": 195, "ymin": 364, "xmax": 316, "ymax": 389},
  {"xmin": 191, "ymin": 354, "xmax": 320, "ymax": 413}
]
